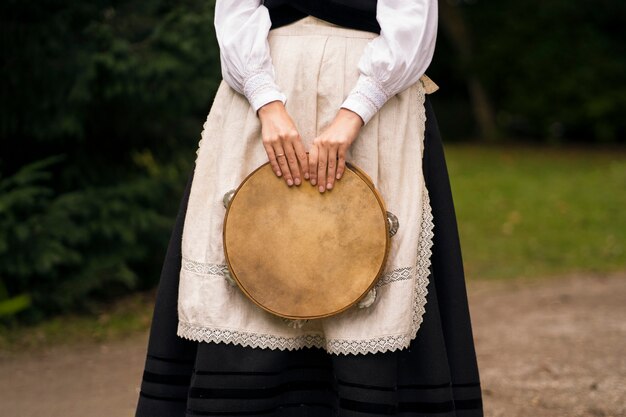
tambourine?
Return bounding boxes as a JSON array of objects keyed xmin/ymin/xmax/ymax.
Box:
[{"xmin": 222, "ymin": 161, "xmax": 399, "ymax": 320}]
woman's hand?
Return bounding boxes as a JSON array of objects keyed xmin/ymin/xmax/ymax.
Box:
[
  {"xmin": 258, "ymin": 101, "xmax": 309, "ymax": 186},
  {"xmin": 308, "ymin": 108, "xmax": 364, "ymax": 193}
]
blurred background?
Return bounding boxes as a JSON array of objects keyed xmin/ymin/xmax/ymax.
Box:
[{"xmin": 1, "ymin": 1, "xmax": 624, "ymax": 416}]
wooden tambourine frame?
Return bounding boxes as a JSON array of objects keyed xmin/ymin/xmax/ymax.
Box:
[{"xmin": 222, "ymin": 161, "xmax": 393, "ymax": 320}]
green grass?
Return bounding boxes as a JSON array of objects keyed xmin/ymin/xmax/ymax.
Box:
[
  {"xmin": 0, "ymin": 290, "xmax": 156, "ymax": 353},
  {"xmin": 445, "ymin": 142, "xmax": 626, "ymax": 280}
]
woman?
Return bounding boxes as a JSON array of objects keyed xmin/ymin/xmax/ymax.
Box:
[{"xmin": 135, "ymin": 1, "xmax": 483, "ymax": 416}]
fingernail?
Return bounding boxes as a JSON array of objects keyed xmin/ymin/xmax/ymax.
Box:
[
  {"xmin": 295, "ymin": 178, "xmax": 301, "ymax": 185},
  {"xmin": 304, "ymin": 172, "xmax": 310, "ymax": 179},
  {"xmin": 336, "ymin": 173, "xmax": 341, "ymax": 179},
  {"xmin": 326, "ymin": 182, "xmax": 332, "ymax": 189},
  {"xmin": 276, "ymin": 171, "xmax": 282, "ymax": 176},
  {"xmin": 287, "ymin": 179, "xmax": 293, "ymax": 186},
  {"xmin": 318, "ymin": 185, "xmax": 324, "ymax": 192},
  {"xmin": 311, "ymin": 179, "xmax": 317, "ymax": 185}
]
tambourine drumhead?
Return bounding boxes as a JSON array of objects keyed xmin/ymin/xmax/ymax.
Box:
[{"xmin": 223, "ymin": 161, "xmax": 390, "ymax": 320}]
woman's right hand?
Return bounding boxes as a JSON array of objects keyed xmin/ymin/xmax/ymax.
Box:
[{"xmin": 257, "ymin": 101, "xmax": 309, "ymax": 187}]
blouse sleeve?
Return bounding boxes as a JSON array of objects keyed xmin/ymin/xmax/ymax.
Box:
[
  {"xmin": 340, "ymin": 0, "xmax": 438, "ymax": 126},
  {"xmin": 214, "ymin": 0, "xmax": 287, "ymax": 114}
]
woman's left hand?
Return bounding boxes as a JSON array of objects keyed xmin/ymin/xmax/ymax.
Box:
[{"xmin": 308, "ymin": 108, "xmax": 364, "ymax": 193}]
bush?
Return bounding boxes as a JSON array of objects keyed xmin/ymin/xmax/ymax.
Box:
[{"xmin": 0, "ymin": 155, "xmax": 186, "ymax": 324}]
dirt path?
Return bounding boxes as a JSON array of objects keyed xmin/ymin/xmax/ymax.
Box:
[
  {"xmin": 469, "ymin": 272, "xmax": 625, "ymax": 417},
  {"xmin": 1, "ymin": 271, "xmax": 624, "ymax": 417}
]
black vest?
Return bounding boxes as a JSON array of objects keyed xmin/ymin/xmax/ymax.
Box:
[{"xmin": 263, "ymin": 0, "xmax": 380, "ymax": 34}]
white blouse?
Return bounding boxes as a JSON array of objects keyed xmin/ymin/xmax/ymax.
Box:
[{"xmin": 214, "ymin": 0, "xmax": 438, "ymax": 125}]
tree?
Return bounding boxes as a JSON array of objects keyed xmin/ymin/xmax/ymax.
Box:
[{"xmin": 440, "ymin": 0, "xmax": 499, "ymax": 141}]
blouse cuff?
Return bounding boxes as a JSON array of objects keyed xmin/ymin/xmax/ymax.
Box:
[
  {"xmin": 340, "ymin": 75, "xmax": 392, "ymax": 125},
  {"xmin": 243, "ymin": 70, "xmax": 287, "ymax": 114}
]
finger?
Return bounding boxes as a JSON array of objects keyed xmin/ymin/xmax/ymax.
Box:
[
  {"xmin": 317, "ymin": 145, "xmax": 328, "ymax": 193},
  {"xmin": 274, "ymin": 145, "xmax": 293, "ymax": 186},
  {"xmin": 283, "ymin": 142, "xmax": 301, "ymax": 186},
  {"xmin": 326, "ymin": 145, "xmax": 338, "ymax": 190},
  {"xmin": 292, "ymin": 139, "xmax": 309, "ymax": 181},
  {"xmin": 336, "ymin": 147, "xmax": 347, "ymax": 180},
  {"xmin": 308, "ymin": 145, "xmax": 318, "ymax": 186},
  {"xmin": 262, "ymin": 142, "xmax": 282, "ymax": 177}
]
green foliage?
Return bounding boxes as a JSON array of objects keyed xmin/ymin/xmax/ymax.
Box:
[
  {"xmin": 0, "ymin": 156, "xmax": 183, "ymax": 324},
  {"xmin": 0, "ymin": 0, "xmax": 219, "ymax": 324},
  {"xmin": 462, "ymin": 0, "xmax": 626, "ymax": 142},
  {"xmin": 2, "ymin": 0, "xmax": 220, "ymax": 150},
  {"xmin": 0, "ymin": 283, "xmax": 32, "ymax": 317}
]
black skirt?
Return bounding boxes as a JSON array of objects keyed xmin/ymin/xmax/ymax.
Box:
[{"xmin": 135, "ymin": 96, "xmax": 484, "ymax": 417}]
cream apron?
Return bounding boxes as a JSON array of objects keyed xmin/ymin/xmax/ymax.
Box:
[{"xmin": 177, "ymin": 15, "xmax": 437, "ymax": 355}]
